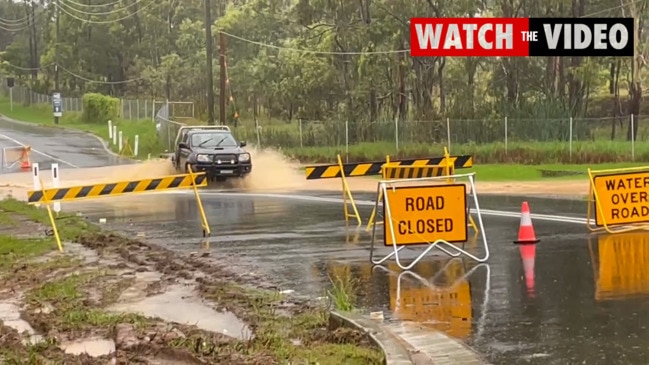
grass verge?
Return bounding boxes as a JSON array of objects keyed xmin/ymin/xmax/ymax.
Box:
[
  {"xmin": 465, "ymin": 162, "xmax": 648, "ymax": 181},
  {"xmin": 0, "ymin": 198, "xmax": 384, "ymax": 364},
  {"xmin": 0, "ymin": 97, "xmax": 165, "ymax": 159},
  {"xmin": 282, "ymin": 140, "xmax": 645, "ymax": 165}
]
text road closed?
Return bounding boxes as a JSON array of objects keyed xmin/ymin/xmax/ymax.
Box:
[{"xmin": 384, "ymin": 184, "xmax": 468, "ymax": 246}]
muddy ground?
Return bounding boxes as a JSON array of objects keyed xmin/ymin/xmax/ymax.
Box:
[{"xmin": 0, "ymin": 198, "xmax": 383, "ymax": 364}]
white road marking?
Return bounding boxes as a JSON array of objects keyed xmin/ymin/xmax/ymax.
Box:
[
  {"xmin": 0, "ymin": 133, "xmax": 79, "ymax": 168},
  {"xmin": 184, "ymin": 191, "xmax": 593, "ymax": 226}
]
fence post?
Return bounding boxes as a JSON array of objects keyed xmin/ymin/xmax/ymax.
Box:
[
  {"xmin": 631, "ymin": 114, "xmax": 635, "ymax": 161},
  {"xmin": 299, "ymin": 118, "xmax": 303, "ymax": 148},
  {"xmin": 134, "ymin": 135, "xmax": 139, "ymax": 157},
  {"xmin": 255, "ymin": 119, "xmax": 261, "ymax": 148},
  {"xmin": 345, "ymin": 120, "xmax": 349, "ymax": 163},
  {"xmin": 446, "ymin": 117, "xmax": 451, "ymax": 152},
  {"xmin": 504, "ymin": 116, "xmax": 508, "ymax": 154},
  {"xmin": 394, "ymin": 118, "xmax": 399, "ymax": 152},
  {"xmin": 568, "ymin": 117, "xmax": 573, "ymax": 162}
]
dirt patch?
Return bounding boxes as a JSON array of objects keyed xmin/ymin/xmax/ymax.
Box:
[{"xmin": 0, "ymin": 200, "xmax": 384, "ymax": 364}]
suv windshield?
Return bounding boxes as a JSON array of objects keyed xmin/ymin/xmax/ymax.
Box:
[{"xmin": 190, "ymin": 132, "xmax": 238, "ymax": 148}]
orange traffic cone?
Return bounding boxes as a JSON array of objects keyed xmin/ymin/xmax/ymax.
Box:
[
  {"xmin": 19, "ymin": 146, "xmax": 31, "ymax": 170},
  {"xmin": 514, "ymin": 201, "xmax": 540, "ymax": 244},
  {"xmin": 519, "ymin": 244, "xmax": 536, "ymax": 297}
]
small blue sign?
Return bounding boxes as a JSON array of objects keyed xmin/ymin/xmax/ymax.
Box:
[{"xmin": 52, "ymin": 92, "xmax": 62, "ymax": 117}]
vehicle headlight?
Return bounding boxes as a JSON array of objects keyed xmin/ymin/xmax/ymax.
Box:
[
  {"xmin": 196, "ymin": 154, "xmax": 211, "ymax": 163},
  {"xmin": 238, "ymin": 153, "xmax": 250, "ymax": 162}
]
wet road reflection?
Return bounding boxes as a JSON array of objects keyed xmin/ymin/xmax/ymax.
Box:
[{"xmin": 64, "ymin": 191, "xmax": 649, "ymax": 364}]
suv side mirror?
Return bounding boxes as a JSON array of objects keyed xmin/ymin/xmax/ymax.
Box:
[
  {"xmin": 178, "ymin": 142, "xmax": 189, "ymax": 149},
  {"xmin": 239, "ymin": 141, "xmax": 247, "ymax": 147}
]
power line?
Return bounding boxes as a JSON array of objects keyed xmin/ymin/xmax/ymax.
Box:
[
  {"xmin": 0, "ymin": 23, "xmax": 29, "ymax": 32},
  {"xmin": 221, "ymin": 31, "xmax": 410, "ymax": 55},
  {"xmin": 0, "ymin": 15, "xmax": 30, "ymax": 25},
  {"xmin": 59, "ymin": 0, "xmax": 152, "ymax": 16},
  {"xmin": 61, "ymin": 0, "xmax": 124, "ymax": 8},
  {"xmin": 0, "ymin": 61, "xmax": 143, "ymax": 84},
  {"xmin": 58, "ymin": 64, "xmax": 145, "ymax": 84},
  {"xmin": 0, "ymin": 62, "xmax": 52, "ymax": 71},
  {"xmin": 53, "ymin": 0, "xmax": 160, "ymax": 24}
]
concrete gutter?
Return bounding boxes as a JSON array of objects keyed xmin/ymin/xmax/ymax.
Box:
[
  {"xmin": 330, "ymin": 311, "xmax": 488, "ymax": 365},
  {"xmin": 330, "ymin": 311, "xmax": 422, "ymax": 364},
  {"xmin": 383, "ymin": 322, "xmax": 487, "ymax": 365}
]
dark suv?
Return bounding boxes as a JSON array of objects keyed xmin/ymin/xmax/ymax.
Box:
[{"xmin": 173, "ymin": 128, "xmax": 252, "ymax": 181}]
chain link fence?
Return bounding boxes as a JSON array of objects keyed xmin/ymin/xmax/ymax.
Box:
[
  {"xmin": 0, "ymin": 77, "xmax": 194, "ymax": 121},
  {"xmin": 155, "ymin": 102, "xmax": 188, "ymax": 152},
  {"xmin": 231, "ymin": 116, "xmax": 649, "ymax": 162}
]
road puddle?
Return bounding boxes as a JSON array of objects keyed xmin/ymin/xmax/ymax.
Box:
[
  {"xmin": 109, "ymin": 283, "xmax": 252, "ymax": 340},
  {"xmin": 60, "ymin": 337, "xmax": 116, "ymax": 357}
]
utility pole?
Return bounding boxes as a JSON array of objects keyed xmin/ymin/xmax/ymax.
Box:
[
  {"xmin": 54, "ymin": 0, "xmax": 60, "ymax": 125},
  {"xmin": 219, "ymin": 31, "xmax": 226, "ymax": 126},
  {"xmin": 204, "ymin": 0, "xmax": 215, "ymax": 125}
]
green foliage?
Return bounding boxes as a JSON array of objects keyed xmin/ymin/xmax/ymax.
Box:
[{"xmin": 81, "ymin": 93, "xmax": 120, "ymax": 124}]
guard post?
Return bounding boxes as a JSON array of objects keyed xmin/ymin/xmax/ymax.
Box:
[
  {"xmin": 369, "ymin": 172, "xmax": 489, "ymax": 270},
  {"xmin": 587, "ymin": 166, "xmax": 649, "ymax": 234},
  {"xmin": 27, "ymin": 166, "xmax": 211, "ymax": 252},
  {"xmin": 304, "ymin": 149, "xmax": 473, "ymax": 227}
]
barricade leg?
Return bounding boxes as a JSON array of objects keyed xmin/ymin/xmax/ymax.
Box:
[
  {"xmin": 187, "ymin": 165, "xmax": 211, "ymax": 237},
  {"xmin": 365, "ymin": 191, "xmax": 383, "ymax": 232},
  {"xmin": 337, "ymin": 155, "xmax": 361, "ymax": 227},
  {"xmin": 37, "ymin": 178, "xmax": 63, "ymax": 252},
  {"xmin": 45, "ymin": 201, "xmax": 64, "ymax": 252}
]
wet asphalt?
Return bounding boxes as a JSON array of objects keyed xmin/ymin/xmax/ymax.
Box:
[
  {"xmin": 2, "ymin": 119, "xmax": 649, "ymax": 365},
  {"xmin": 0, "ymin": 117, "xmax": 131, "ymax": 172}
]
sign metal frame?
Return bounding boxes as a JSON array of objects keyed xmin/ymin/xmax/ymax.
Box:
[{"xmin": 369, "ymin": 172, "xmax": 489, "ymax": 270}]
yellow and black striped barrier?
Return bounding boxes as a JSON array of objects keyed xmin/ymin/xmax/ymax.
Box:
[
  {"xmin": 28, "ymin": 174, "xmax": 207, "ymax": 203},
  {"xmin": 382, "ymin": 165, "xmax": 452, "ymax": 179},
  {"xmin": 26, "ymin": 168, "xmax": 211, "ymax": 253},
  {"xmin": 304, "ymin": 148, "xmax": 474, "ymax": 227},
  {"xmin": 305, "ymin": 155, "xmax": 473, "ymax": 180}
]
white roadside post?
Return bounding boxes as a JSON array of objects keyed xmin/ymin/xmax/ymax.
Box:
[
  {"xmin": 32, "ymin": 163, "xmax": 41, "ymax": 208},
  {"xmin": 134, "ymin": 135, "xmax": 139, "ymax": 157},
  {"xmin": 52, "ymin": 163, "xmax": 61, "ymax": 213},
  {"xmin": 112, "ymin": 126, "xmax": 117, "ymax": 145},
  {"xmin": 118, "ymin": 131, "xmax": 123, "ymax": 152},
  {"xmin": 108, "ymin": 120, "xmax": 113, "ymax": 139}
]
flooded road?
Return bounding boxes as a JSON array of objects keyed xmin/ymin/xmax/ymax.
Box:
[
  {"xmin": 1, "ymin": 118, "xmax": 647, "ymax": 364},
  {"xmin": 57, "ymin": 190, "xmax": 648, "ymax": 365}
]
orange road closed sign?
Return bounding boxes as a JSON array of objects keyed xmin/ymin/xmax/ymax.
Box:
[
  {"xmin": 383, "ymin": 184, "xmax": 468, "ymax": 246},
  {"xmin": 593, "ymin": 172, "xmax": 649, "ymax": 226}
]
